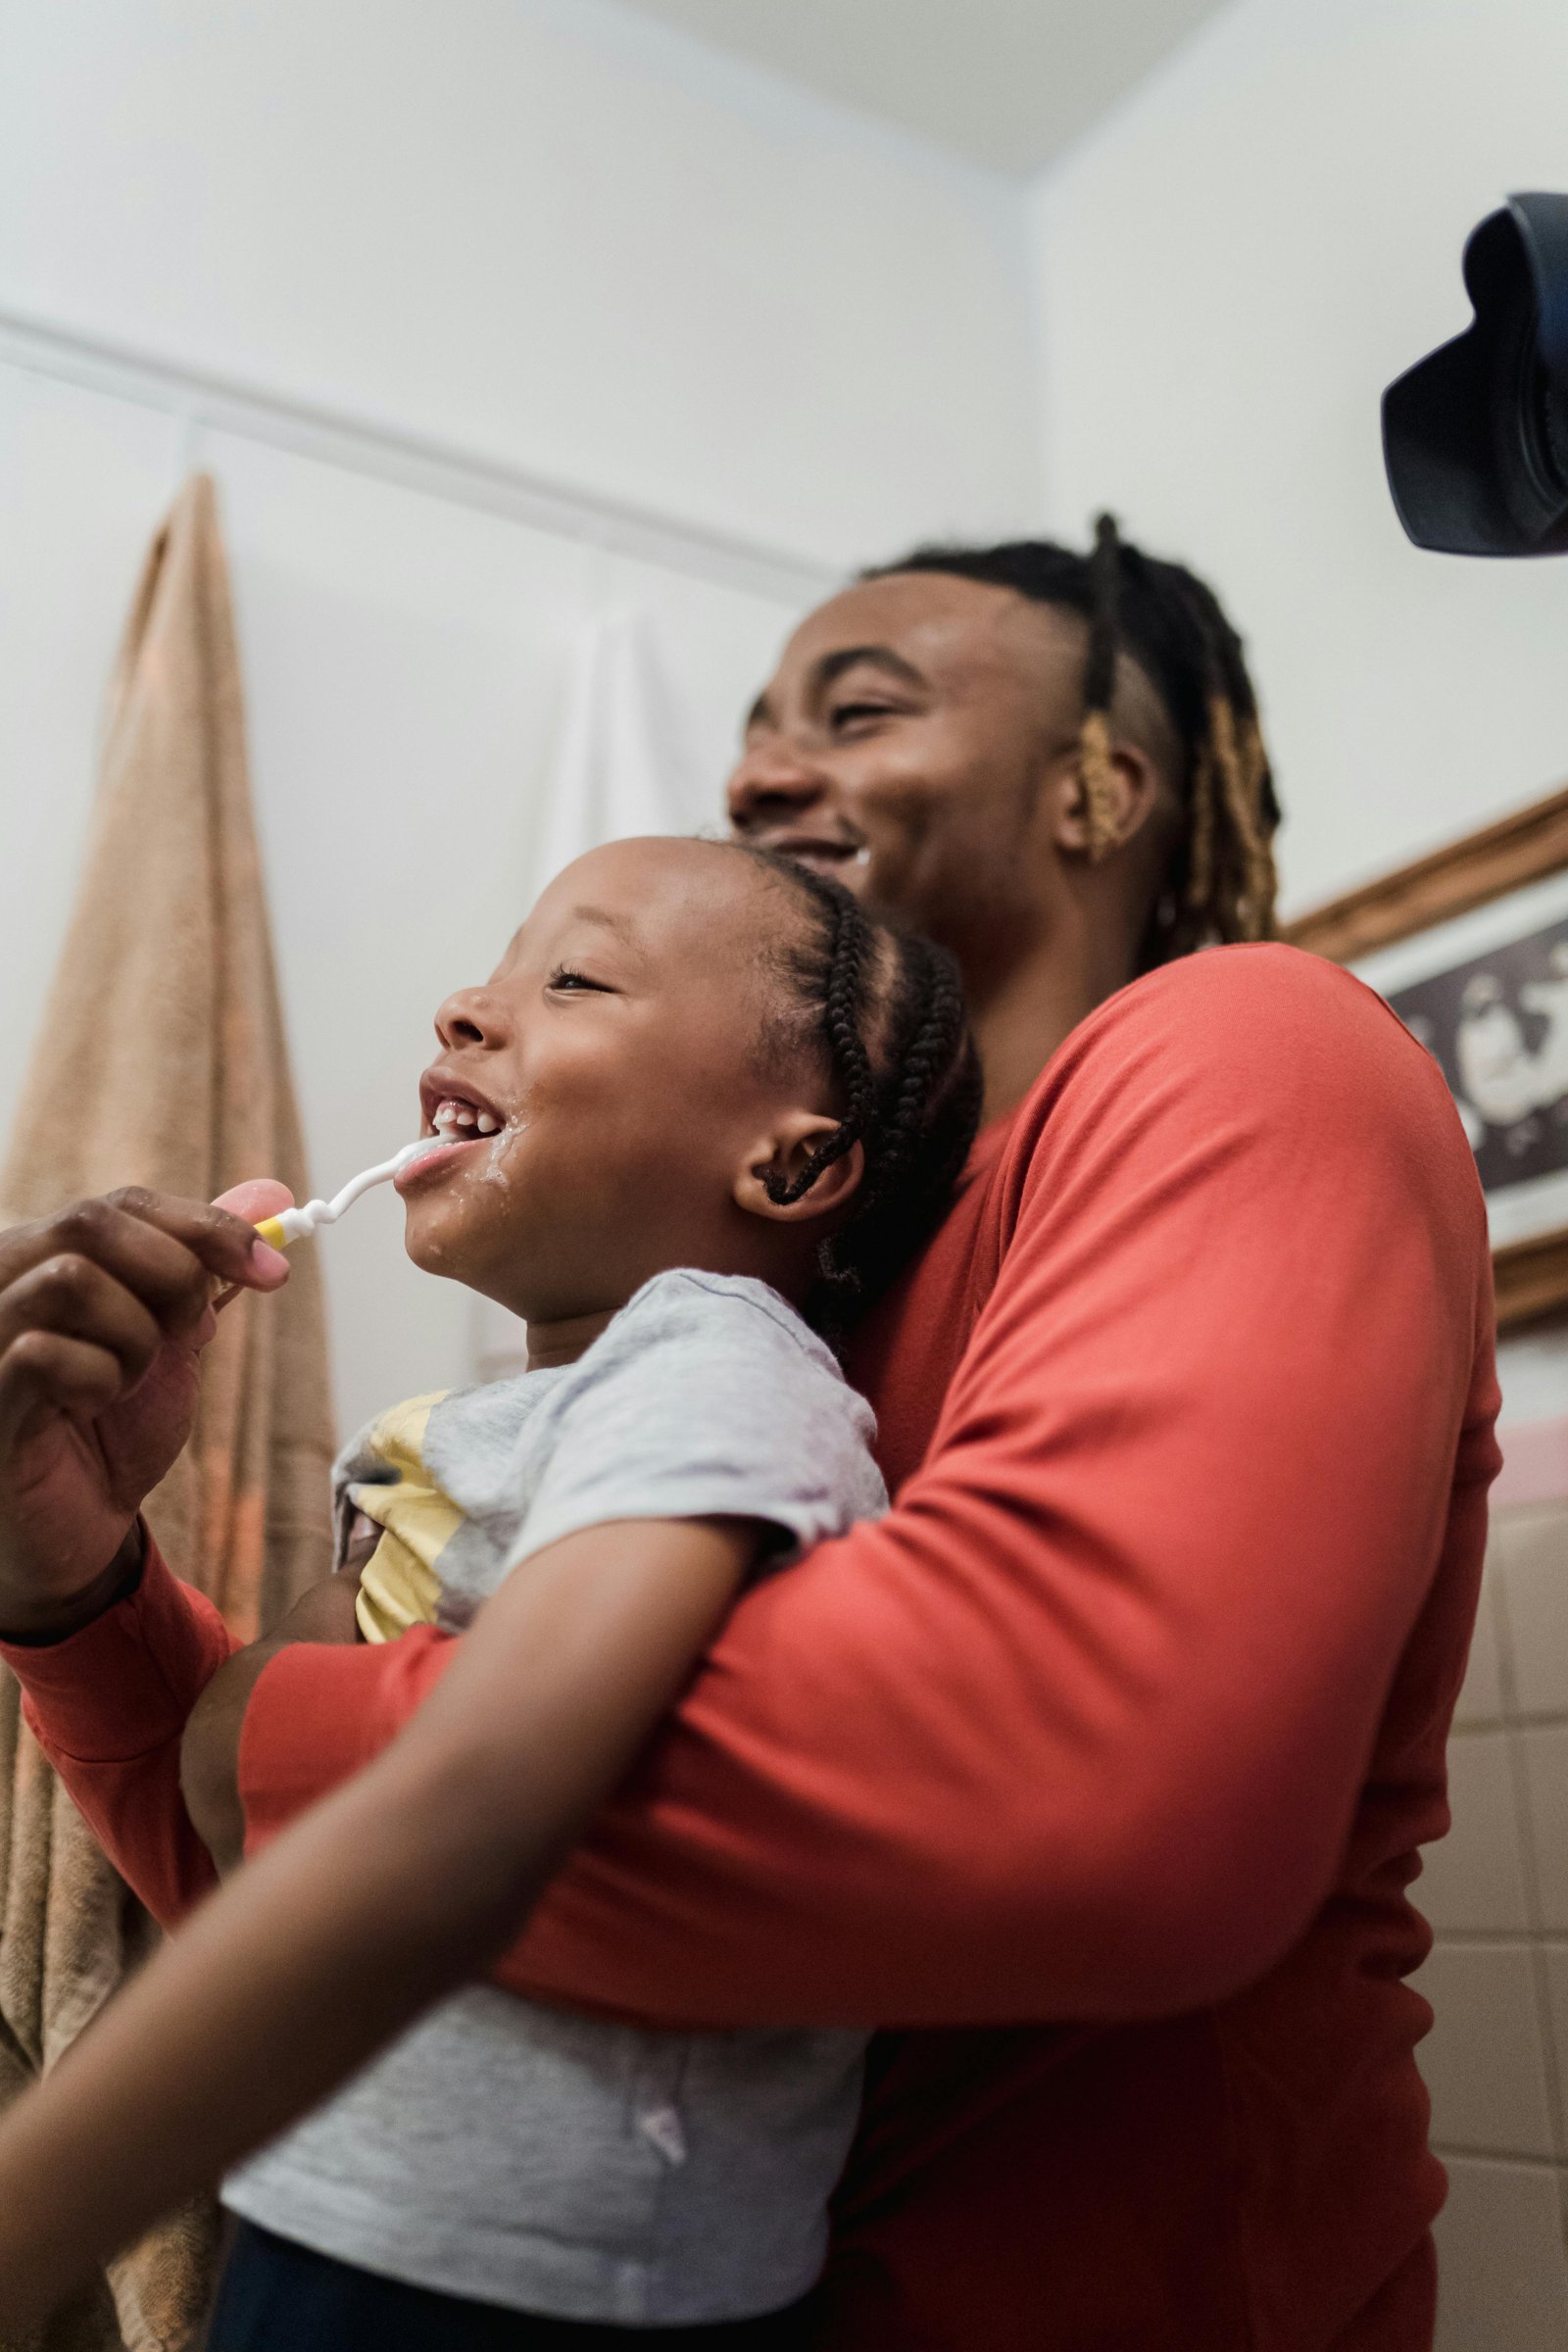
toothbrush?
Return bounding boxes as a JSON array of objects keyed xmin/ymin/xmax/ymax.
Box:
[{"xmin": 253, "ymin": 1139, "xmax": 452, "ymax": 1251}]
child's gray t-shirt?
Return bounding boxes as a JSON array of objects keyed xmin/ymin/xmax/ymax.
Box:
[{"xmin": 221, "ymin": 1270, "xmax": 887, "ymax": 2327}]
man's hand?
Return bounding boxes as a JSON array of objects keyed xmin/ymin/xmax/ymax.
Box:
[
  {"xmin": 180, "ymin": 1571, "xmax": 363, "ymax": 1874},
  {"xmin": 0, "ymin": 1182, "xmax": 292, "ymax": 1638}
]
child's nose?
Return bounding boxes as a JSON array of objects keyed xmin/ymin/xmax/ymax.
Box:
[{"xmin": 434, "ymin": 986, "xmax": 507, "ymax": 1049}]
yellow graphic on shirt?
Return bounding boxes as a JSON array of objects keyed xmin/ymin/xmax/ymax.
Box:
[{"xmin": 349, "ymin": 1391, "xmax": 463, "ymax": 1643}]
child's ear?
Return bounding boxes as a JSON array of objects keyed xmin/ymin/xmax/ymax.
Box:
[{"xmin": 734, "ymin": 1111, "xmax": 864, "ymax": 1226}]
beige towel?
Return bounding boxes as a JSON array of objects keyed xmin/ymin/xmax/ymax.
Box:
[{"xmin": 0, "ymin": 475, "xmax": 336, "ymax": 2349}]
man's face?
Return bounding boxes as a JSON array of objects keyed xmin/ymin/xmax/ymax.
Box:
[{"xmin": 727, "ymin": 572, "xmax": 1089, "ymax": 986}]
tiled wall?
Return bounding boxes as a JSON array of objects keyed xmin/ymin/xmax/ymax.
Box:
[{"xmin": 1418, "ymin": 1500, "xmax": 1568, "ymax": 2347}]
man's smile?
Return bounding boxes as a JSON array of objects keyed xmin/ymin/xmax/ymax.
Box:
[{"xmin": 747, "ymin": 828, "xmax": 871, "ymax": 881}]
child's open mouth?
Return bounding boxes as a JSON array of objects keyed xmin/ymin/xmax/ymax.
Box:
[
  {"xmin": 429, "ymin": 1092, "xmax": 505, "ymax": 1143},
  {"xmin": 397, "ymin": 1088, "xmax": 511, "ymax": 1190}
]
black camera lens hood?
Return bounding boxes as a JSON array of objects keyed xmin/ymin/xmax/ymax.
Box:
[{"xmin": 1383, "ymin": 192, "xmax": 1568, "ymax": 555}]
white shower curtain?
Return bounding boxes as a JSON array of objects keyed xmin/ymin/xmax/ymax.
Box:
[
  {"xmin": 471, "ymin": 608, "xmax": 701, "ymax": 1380},
  {"xmin": 531, "ymin": 607, "xmax": 697, "ymax": 884}
]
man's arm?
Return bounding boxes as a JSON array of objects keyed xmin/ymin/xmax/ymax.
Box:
[
  {"xmin": 179, "ymin": 1568, "xmax": 364, "ymax": 1873},
  {"xmin": 238, "ymin": 948, "xmax": 1500, "ymax": 2027},
  {"xmin": 1, "ymin": 1535, "xmax": 236, "ymax": 1921},
  {"xmin": 1, "ymin": 1553, "xmax": 368, "ymax": 1916}
]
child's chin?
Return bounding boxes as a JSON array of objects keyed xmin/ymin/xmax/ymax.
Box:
[{"xmin": 403, "ymin": 1205, "xmax": 480, "ymax": 1277}]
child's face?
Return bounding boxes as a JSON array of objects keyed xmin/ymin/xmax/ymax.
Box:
[{"xmin": 396, "ymin": 838, "xmax": 834, "ymax": 1324}]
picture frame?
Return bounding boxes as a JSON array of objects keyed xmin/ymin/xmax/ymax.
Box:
[{"xmin": 1282, "ymin": 784, "xmax": 1568, "ymax": 1331}]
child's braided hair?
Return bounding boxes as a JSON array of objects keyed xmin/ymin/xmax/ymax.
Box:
[
  {"xmin": 731, "ymin": 843, "xmax": 982, "ymax": 1336},
  {"xmin": 869, "ymin": 516, "xmax": 1281, "ymax": 967}
]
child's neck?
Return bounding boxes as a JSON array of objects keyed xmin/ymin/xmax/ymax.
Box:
[
  {"xmin": 524, "ymin": 1305, "xmax": 619, "ymax": 1372},
  {"xmin": 520, "ymin": 1259, "xmax": 808, "ymax": 1372}
]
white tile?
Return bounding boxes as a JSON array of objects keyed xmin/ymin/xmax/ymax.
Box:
[
  {"xmin": 1414, "ymin": 1943, "xmax": 1555, "ymax": 2158},
  {"xmin": 1419, "ymin": 1735, "xmax": 1532, "ymax": 1935},
  {"xmin": 1494, "ymin": 1509, "xmax": 1568, "ymax": 1720},
  {"xmin": 1520, "ymin": 1729, "xmax": 1568, "ymax": 1935},
  {"xmin": 1454, "ymin": 1560, "xmax": 1505, "ymax": 1728},
  {"xmin": 1435, "ymin": 2157, "xmax": 1568, "ymax": 2352}
]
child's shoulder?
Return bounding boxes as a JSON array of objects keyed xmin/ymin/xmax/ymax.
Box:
[
  {"xmin": 556, "ymin": 1270, "xmax": 883, "ymax": 1521},
  {"xmin": 557, "ymin": 1270, "xmax": 876, "ymax": 1455}
]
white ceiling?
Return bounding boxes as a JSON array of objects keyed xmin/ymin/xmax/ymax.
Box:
[{"xmin": 612, "ymin": 0, "xmax": 1232, "ymax": 175}]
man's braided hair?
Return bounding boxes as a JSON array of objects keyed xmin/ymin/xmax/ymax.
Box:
[
  {"xmin": 872, "ymin": 515, "xmax": 1281, "ymax": 967},
  {"xmin": 731, "ymin": 843, "xmax": 982, "ymax": 1336}
]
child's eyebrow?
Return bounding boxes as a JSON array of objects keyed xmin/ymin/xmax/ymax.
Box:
[{"xmin": 567, "ymin": 905, "xmax": 646, "ymax": 955}]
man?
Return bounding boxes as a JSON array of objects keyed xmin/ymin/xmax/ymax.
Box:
[{"xmin": 0, "ymin": 523, "xmax": 1495, "ymax": 2348}]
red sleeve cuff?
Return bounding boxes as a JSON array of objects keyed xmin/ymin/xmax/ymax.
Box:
[
  {"xmin": 0, "ymin": 1540, "xmax": 234, "ymax": 1763},
  {"xmin": 239, "ymin": 1624, "xmax": 460, "ymax": 1854}
]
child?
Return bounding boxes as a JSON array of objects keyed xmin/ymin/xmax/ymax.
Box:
[{"xmin": 0, "ymin": 835, "xmax": 979, "ymax": 2349}]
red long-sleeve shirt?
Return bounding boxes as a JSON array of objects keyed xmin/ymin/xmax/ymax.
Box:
[{"xmin": 3, "ymin": 946, "xmax": 1498, "ymax": 2349}]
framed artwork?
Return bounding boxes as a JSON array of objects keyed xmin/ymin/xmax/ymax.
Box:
[{"xmin": 1283, "ymin": 784, "xmax": 1568, "ymax": 1330}]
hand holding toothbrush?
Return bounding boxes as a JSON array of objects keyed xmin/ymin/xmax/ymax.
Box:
[
  {"xmin": 0, "ymin": 1137, "xmax": 446, "ymax": 1640},
  {"xmin": 0, "ymin": 1181, "xmax": 293, "ymax": 1639}
]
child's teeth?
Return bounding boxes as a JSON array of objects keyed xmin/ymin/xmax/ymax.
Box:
[{"xmin": 429, "ymin": 1096, "xmax": 502, "ymax": 1138}]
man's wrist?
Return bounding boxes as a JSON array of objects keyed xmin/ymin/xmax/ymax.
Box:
[{"xmin": 0, "ymin": 1523, "xmax": 147, "ymax": 1647}]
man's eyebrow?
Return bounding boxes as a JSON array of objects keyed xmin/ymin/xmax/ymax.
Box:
[
  {"xmin": 742, "ymin": 645, "xmax": 927, "ymax": 738},
  {"xmin": 813, "ymin": 645, "xmax": 928, "ymax": 695}
]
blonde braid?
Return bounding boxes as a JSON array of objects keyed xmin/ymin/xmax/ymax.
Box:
[
  {"xmin": 1185, "ymin": 743, "xmax": 1217, "ymax": 915},
  {"xmin": 1077, "ymin": 708, "xmax": 1122, "ymax": 863},
  {"xmin": 1233, "ymin": 715, "xmax": 1279, "ymax": 941}
]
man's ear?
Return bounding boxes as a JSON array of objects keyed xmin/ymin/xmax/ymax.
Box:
[
  {"xmin": 1052, "ymin": 733, "xmax": 1163, "ymax": 862},
  {"xmin": 733, "ymin": 1111, "xmax": 865, "ymax": 1226}
]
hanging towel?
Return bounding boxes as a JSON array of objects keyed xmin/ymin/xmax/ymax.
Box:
[{"xmin": 0, "ymin": 474, "xmax": 335, "ymax": 2352}]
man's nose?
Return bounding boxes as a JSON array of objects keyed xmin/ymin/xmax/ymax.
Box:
[{"xmin": 726, "ymin": 741, "xmax": 832, "ymax": 834}]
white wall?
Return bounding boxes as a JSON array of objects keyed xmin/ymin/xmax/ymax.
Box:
[
  {"xmin": 1030, "ymin": 0, "xmax": 1568, "ymax": 919},
  {"xmin": 0, "ymin": 0, "xmax": 1045, "ymax": 1436},
  {"xmin": 0, "ymin": 0, "xmax": 1037, "ymax": 572}
]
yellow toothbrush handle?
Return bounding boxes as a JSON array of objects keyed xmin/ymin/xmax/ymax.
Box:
[{"xmin": 253, "ymin": 1214, "xmax": 293, "ymax": 1252}]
